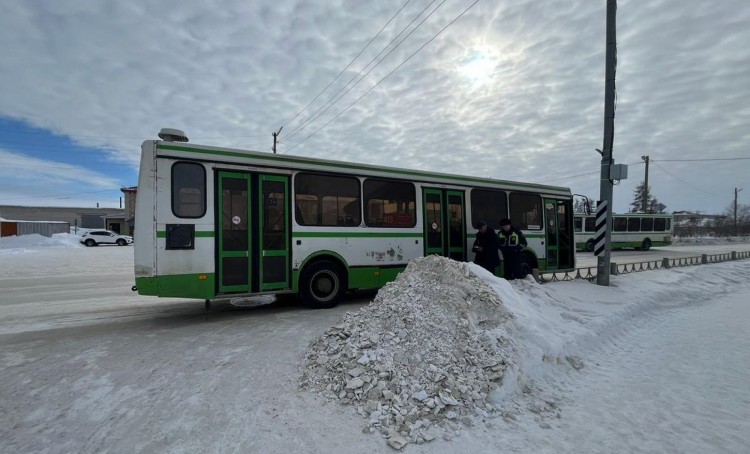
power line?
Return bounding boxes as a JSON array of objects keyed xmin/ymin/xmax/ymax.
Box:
[
  {"xmin": 280, "ymin": 0, "xmax": 413, "ymax": 131},
  {"xmin": 541, "ymin": 160, "xmax": 642, "ymax": 184},
  {"xmin": 284, "ymin": 0, "xmax": 444, "ymax": 143},
  {"xmin": 543, "ymin": 170, "xmax": 600, "ymax": 183},
  {"xmin": 286, "ymin": 0, "xmax": 479, "ymax": 152},
  {"xmin": 651, "ymin": 161, "xmax": 719, "ymax": 196}
]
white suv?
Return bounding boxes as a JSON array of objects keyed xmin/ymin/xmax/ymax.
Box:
[{"xmin": 80, "ymin": 230, "xmax": 133, "ymax": 247}]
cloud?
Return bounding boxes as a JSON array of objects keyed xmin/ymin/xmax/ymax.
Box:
[
  {"xmin": 0, "ymin": 0, "xmax": 748, "ymax": 212},
  {"xmin": 0, "ymin": 148, "xmax": 122, "ymax": 206}
]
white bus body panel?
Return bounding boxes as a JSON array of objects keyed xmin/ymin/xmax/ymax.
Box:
[{"xmin": 134, "ymin": 141, "xmax": 157, "ymax": 278}]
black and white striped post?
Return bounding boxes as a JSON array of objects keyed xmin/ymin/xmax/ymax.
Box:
[
  {"xmin": 596, "ymin": 0, "xmax": 617, "ymax": 286},
  {"xmin": 594, "ymin": 201, "xmax": 608, "ymax": 256}
]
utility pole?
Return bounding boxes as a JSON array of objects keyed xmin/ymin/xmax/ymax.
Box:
[
  {"xmin": 735, "ymin": 187, "xmax": 743, "ymax": 237},
  {"xmin": 596, "ymin": 0, "xmax": 617, "ymax": 286},
  {"xmin": 272, "ymin": 126, "xmax": 283, "ymax": 154},
  {"xmin": 641, "ymin": 155, "xmax": 649, "ymax": 212}
]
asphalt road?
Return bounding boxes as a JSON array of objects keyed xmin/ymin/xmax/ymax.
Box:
[
  {"xmin": 1, "ymin": 241, "xmax": 749, "ymax": 453},
  {"xmin": 2, "ymin": 242, "xmax": 750, "ymax": 336}
]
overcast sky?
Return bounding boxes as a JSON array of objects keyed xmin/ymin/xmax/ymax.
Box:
[{"xmin": 0, "ymin": 0, "xmax": 748, "ymax": 214}]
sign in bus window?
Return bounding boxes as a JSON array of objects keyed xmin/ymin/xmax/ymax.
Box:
[
  {"xmin": 222, "ymin": 178, "xmax": 249, "ymax": 251},
  {"xmin": 425, "ymin": 194, "xmax": 442, "ymax": 248}
]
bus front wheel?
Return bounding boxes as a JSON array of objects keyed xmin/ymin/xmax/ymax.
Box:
[
  {"xmin": 641, "ymin": 238, "xmax": 651, "ymax": 251},
  {"xmin": 300, "ymin": 261, "xmax": 346, "ymax": 309}
]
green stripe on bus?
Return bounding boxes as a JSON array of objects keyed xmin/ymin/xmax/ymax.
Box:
[
  {"xmin": 135, "ymin": 274, "xmax": 215, "ymax": 299},
  {"xmin": 293, "ymin": 232, "xmax": 423, "ymax": 238},
  {"xmin": 156, "ymin": 144, "xmax": 570, "ymax": 194},
  {"xmin": 156, "ymin": 231, "xmax": 215, "ymax": 238}
]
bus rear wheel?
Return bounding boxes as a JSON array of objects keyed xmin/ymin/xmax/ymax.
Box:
[
  {"xmin": 585, "ymin": 240, "xmax": 595, "ymax": 252},
  {"xmin": 641, "ymin": 238, "xmax": 651, "ymax": 251},
  {"xmin": 300, "ymin": 261, "xmax": 346, "ymax": 309}
]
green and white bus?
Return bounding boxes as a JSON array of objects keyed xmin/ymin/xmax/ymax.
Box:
[
  {"xmin": 574, "ymin": 213, "xmax": 674, "ymax": 252},
  {"xmin": 133, "ymin": 129, "xmax": 575, "ymax": 308}
]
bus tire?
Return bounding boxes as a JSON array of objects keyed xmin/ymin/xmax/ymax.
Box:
[
  {"xmin": 300, "ymin": 260, "xmax": 346, "ymax": 309},
  {"xmin": 585, "ymin": 240, "xmax": 595, "ymax": 252},
  {"xmin": 641, "ymin": 238, "xmax": 651, "ymax": 251}
]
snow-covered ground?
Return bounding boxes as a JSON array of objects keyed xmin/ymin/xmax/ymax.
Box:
[{"xmin": 1, "ymin": 234, "xmax": 749, "ymax": 453}]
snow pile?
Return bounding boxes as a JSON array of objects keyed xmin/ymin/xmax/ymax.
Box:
[
  {"xmin": 301, "ymin": 256, "xmax": 517, "ymax": 449},
  {"xmin": 672, "ymin": 235, "xmax": 750, "ymax": 246},
  {"xmin": 0, "ymin": 233, "xmax": 84, "ymax": 252}
]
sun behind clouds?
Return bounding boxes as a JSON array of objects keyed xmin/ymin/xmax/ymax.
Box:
[{"xmin": 457, "ymin": 47, "xmax": 498, "ymax": 86}]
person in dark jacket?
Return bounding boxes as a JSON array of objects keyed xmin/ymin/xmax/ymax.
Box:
[
  {"xmin": 472, "ymin": 220, "xmax": 500, "ymax": 273},
  {"xmin": 498, "ymin": 218, "xmax": 528, "ymax": 280}
]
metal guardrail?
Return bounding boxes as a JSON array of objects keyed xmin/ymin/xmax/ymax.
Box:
[{"xmin": 537, "ymin": 250, "xmax": 750, "ymax": 283}]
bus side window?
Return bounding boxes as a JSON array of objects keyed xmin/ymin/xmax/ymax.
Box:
[
  {"xmin": 295, "ymin": 204, "xmax": 305, "ymax": 225},
  {"xmin": 172, "ymin": 162, "xmax": 206, "ymax": 218}
]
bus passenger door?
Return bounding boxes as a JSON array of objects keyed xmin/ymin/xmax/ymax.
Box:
[
  {"xmin": 259, "ymin": 175, "xmax": 290, "ymax": 291},
  {"xmin": 218, "ymin": 172, "xmax": 252, "ymax": 293},
  {"xmin": 217, "ymin": 172, "xmax": 291, "ymax": 294},
  {"xmin": 544, "ymin": 199, "xmax": 559, "ymax": 269},
  {"xmin": 555, "ymin": 199, "xmax": 574, "ymax": 268},
  {"xmin": 422, "ymin": 188, "xmax": 466, "ymax": 261},
  {"xmin": 543, "ymin": 198, "xmax": 574, "ymax": 270}
]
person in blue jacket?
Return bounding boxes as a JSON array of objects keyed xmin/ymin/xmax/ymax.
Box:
[
  {"xmin": 498, "ymin": 218, "xmax": 528, "ymax": 280},
  {"xmin": 471, "ymin": 220, "xmax": 500, "ymax": 273}
]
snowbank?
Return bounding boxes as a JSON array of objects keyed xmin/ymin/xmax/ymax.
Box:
[
  {"xmin": 301, "ymin": 256, "xmax": 583, "ymax": 449},
  {"xmin": 301, "ymin": 254, "xmax": 750, "ymax": 450},
  {"xmin": 0, "ymin": 233, "xmax": 84, "ymax": 254},
  {"xmin": 672, "ymin": 235, "xmax": 750, "ymax": 246}
]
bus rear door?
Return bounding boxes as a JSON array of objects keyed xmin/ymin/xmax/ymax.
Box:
[{"xmin": 217, "ymin": 172, "xmax": 290, "ymax": 294}]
